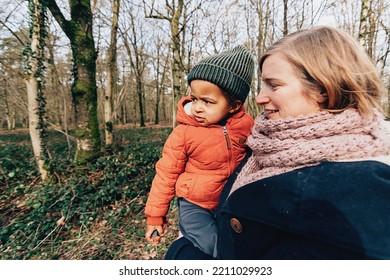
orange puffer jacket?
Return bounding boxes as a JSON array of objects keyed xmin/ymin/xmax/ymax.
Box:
[{"xmin": 145, "ymin": 96, "xmax": 254, "ymax": 226}]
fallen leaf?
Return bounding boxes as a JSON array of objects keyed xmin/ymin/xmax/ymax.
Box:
[{"xmin": 56, "ymin": 216, "xmax": 65, "ymax": 226}]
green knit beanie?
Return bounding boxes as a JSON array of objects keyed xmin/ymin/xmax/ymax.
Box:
[{"xmin": 187, "ymin": 45, "xmax": 254, "ymax": 102}]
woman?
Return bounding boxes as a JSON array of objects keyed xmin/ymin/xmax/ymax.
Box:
[{"xmin": 165, "ymin": 26, "xmax": 390, "ymax": 260}]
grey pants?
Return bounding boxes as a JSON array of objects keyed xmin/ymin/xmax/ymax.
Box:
[{"xmin": 178, "ymin": 198, "xmax": 218, "ymax": 258}]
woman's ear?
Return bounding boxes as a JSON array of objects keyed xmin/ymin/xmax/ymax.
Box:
[
  {"xmin": 313, "ymin": 86, "xmax": 328, "ymax": 105},
  {"xmin": 229, "ymin": 100, "xmax": 243, "ymax": 114},
  {"xmin": 316, "ymin": 90, "xmax": 328, "ymax": 104}
]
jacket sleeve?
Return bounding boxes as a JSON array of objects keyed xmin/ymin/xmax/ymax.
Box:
[{"xmin": 144, "ymin": 125, "xmax": 189, "ymax": 225}]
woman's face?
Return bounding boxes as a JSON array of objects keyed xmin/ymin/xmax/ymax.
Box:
[{"xmin": 257, "ymin": 53, "xmax": 321, "ymax": 120}]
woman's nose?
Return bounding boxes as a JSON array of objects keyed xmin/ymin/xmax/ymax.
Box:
[{"xmin": 256, "ymin": 89, "xmax": 270, "ymax": 104}]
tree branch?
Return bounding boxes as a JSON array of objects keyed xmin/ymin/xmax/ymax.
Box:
[
  {"xmin": 0, "ymin": 19, "xmax": 26, "ymax": 46},
  {"xmin": 0, "ymin": 60, "xmax": 25, "ymax": 78},
  {"xmin": 143, "ymin": 0, "xmax": 170, "ymax": 20},
  {"xmin": 47, "ymin": 0, "xmax": 73, "ymax": 39}
]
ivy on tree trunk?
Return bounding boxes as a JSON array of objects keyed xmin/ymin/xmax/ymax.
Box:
[{"xmin": 24, "ymin": 0, "xmax": 50, "ymax": 181}]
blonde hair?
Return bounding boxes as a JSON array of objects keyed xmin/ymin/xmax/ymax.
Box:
[{"xmin": 259, "ymin": 26, "xmax": 384, "ymax": 115}]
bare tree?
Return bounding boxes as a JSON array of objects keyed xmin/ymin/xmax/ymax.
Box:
[
  {"xmin": 104, "ymin": 0, "xmax": 120, "ymax": 147},
  {"xmin": 1, "ymin": 78, "xmax": 15, "ymax": 130},
  {"xmin": 47, "ymin": 0, "xmax": 101, "ymax": 164},
  {"xmin": 358, "ymin": 0, "xmax": 372, "ymax": 54},
  {"xmin": 357, "ymin": 0, "xmax": 389, "ymax": 115},
  {"xmin": 120, "ymin": 7, "xmax": 147, "ymax": 127},
  {"xmin": 143, "ymin": 0, "xmax": 183, "ymax": 127},
  {"xmin": 246, "ymin": 0, "xmax": 272, "ymax": 117},
  {"xmin": 283, "ymin": 0, "xmax": 288, "ymax": 35},
  {"xmin": 0, "ymin": 4, "xmax": 29, "ymax": 129},
  {"xmin": 46, "ymin": 29, "xmax": 73, "ymax": 159},
  {"xmin": 143, "ymin": 0, "xmax": 202, "ymax": 126},
  {"xmin": 152, "ymin": 37, "xmax": 170, "ymax": 124}
]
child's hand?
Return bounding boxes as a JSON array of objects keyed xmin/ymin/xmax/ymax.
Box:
[{"xmin": 145, "ymin": 225, "xmax": 164, "ymax": 243}]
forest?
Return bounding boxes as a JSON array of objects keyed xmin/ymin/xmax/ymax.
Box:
[{"xmin": 0, "ymin": 0, "xmax": 389, "ymax": 259}]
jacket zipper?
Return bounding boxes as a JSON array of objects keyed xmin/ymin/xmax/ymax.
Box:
[
  {"xmin": 223, "ymin": 125, "xmax": 233, "ymax": 176},
  {"xmin": 222, "ymin": 125, "xmax": 231, "ymax": 150}
]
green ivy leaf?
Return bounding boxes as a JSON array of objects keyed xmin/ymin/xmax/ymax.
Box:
[{"xmin": 32, "ymin": 203, "xmax": 42, "ymax": 209}]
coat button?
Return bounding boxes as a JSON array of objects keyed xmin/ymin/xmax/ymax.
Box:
[{"xmin": 230, "ymin": 218, "xmax": 242, "ymax": 233}]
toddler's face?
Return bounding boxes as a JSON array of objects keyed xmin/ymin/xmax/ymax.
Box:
[{"xmin": 189, "ymin": 80, "xmax": 234, "ymax": 126}]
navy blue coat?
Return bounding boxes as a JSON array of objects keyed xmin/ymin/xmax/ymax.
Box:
[{"xmin": 165, "ymin": 154, "xmax": 390, "ymax": 260}]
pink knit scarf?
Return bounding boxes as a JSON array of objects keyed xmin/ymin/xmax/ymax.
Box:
[{"xmin": 231, "ymin": 108, "xmax": 390, "ymax": 194}]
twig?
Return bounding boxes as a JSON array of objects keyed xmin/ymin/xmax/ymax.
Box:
[
  {"xmin": 31, "ymin": 224, "xmax": 60, "ymax": 251},
  {"xmin": 47, "ymin": 121, "xmax": 77, "ymax": 142},
  {"xmin": 128, "ymin": 191, "xmax": 142, "ymax": 205}
]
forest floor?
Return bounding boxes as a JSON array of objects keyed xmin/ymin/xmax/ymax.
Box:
[{"xmin": 0, "ymin": 124, "xmax": 180, "ymax": 260}]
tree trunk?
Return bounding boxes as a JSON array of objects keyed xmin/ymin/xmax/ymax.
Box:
[
  {"xmin": 3, "ymin": 79, "xmax": 14, "ymax": 130},
  {"xmin": 104, "ymin": 0, "xmax": 120, "ymax": 147},
  {"xmin": 367, "ymin": 1, "xmax": 376, "ymax": 59},
  {"xmin": 26, "ymin": 78, "xmax": 48, "ymax": 180},
  {"xmin": 283, "ymin": 0, "xmax": 288, "ymax": 36},
  {"xmin": 170, "ymin": 0, "xmax": 184, "ymax": 127},
  {"xmin": 154, "ymin": 40, "xmax": 162, "ymax": 125},
  {"xmin": 25, "ymin": 0, "xmax": 49, "ymax": 180},
  {"xmin": 136, "ymin": 72, "xmax": 145, "ymax": 127},
  {"xmin": 70, "ymin": 19, "xmax": 101, "ymax": 163},
  {"xmin": 154, "ymin": 42, "xmax": 170, "ymax": 125},
  {"xmin": 48, "ymin": 0, "xmax": 101, "ymax": 164},
  {"xmin": 358, "ymin": 0, "xmax": 369, "ymax": 49},
  {"xmin": 47, "ymin": 34, "xmax": 64, "ymax": 127}
]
